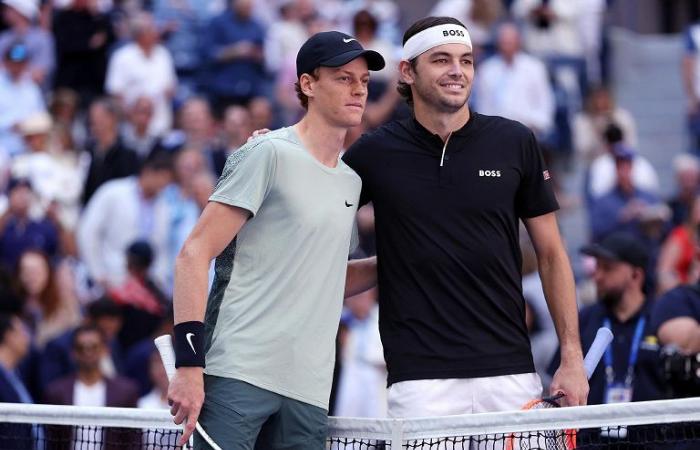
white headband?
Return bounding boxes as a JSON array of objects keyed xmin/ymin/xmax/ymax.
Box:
[{"xmin": 402, "ymin": 24, "xmax": 472, "ymax": 61}]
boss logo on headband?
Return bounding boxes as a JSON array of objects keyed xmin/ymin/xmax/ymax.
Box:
[{"xmin": 443, "ymin": 29, "xmax": 465, "ymax": 37}]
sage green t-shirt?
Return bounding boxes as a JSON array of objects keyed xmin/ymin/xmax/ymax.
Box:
[{"xmin": 203, "ymin": 127, "xmax": 361, "ymax": 410}]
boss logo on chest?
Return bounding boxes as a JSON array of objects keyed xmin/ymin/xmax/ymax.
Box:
[{"xmin": 478, "ymin": 169, "xmax": 501, "ymax": 177}]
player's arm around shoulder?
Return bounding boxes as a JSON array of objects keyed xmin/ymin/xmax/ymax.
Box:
[
  {"xmin": 524, "ymin": 213, "xmax": 588, "ymax": 406},
  {"xmin": 169, "ymin": 201, "xmax": 251, "ymax": 445}
]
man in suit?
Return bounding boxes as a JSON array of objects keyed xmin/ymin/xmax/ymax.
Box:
[
  {"xmin": 0, "ymin": 313, "xmax": 34, "ymax": 449},
  {"xmin": 43, "ymin": 324, "xmax": 140, "ymax": 449}
]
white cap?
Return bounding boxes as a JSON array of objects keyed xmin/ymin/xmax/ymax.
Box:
[
  {"xmin": 18, "ymin": 111, "xmax": 52, "ymax": 136},
  {"xmin": 3, "ymin": 0, "xmax": 39, "ymax": 20}
]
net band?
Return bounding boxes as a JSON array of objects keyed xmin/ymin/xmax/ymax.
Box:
[{"xmin": 2, "ymin": 397, "xmax": 700, "ymax": 438}]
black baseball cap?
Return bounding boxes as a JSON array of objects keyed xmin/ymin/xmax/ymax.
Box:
[
  {"xmin": 296, "ymin": 31, "xmax": 385, "ymax": 79},
  {"xmin": 580, "ymin": 232, "xmax": 649, "ymax": 269}
]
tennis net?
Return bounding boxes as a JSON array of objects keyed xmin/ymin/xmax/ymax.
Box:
[{"xmin": 0, "ymin": 398, "xmax": 699, "ymax": 449}]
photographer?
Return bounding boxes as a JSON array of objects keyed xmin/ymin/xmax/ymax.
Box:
[{"xmin": 651, "ymin": 276, "xmax": 700, "ymax": 397}]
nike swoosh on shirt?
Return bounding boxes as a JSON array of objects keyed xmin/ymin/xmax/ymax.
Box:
[
  {"xmin": 345, "ymin": 201, "xmax": 354, "ymax": 207},
  {"xmin": 343, "ymin": 38, "xmax": 357, "ymax": 43},
  {"xmin": 186, "ymin": 333, "xmax": 196, "ymax": 354}
]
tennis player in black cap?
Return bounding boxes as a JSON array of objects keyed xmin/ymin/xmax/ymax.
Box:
[{"xmin": 166, "ymin": 31, "xmax": 383, "ymax": 449}]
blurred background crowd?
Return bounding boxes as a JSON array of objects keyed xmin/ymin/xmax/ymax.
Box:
[{"xmin": 0, "ymin": 0, "xmax": 698, "ymax": 426}]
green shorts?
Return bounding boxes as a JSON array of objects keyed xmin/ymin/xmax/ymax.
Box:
[{"xmin": 195, "ymin": 375, "xmax": 328, "ymax": 450}]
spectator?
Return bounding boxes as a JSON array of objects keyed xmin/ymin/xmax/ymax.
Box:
[
  {"xmin": 475, "ymin": 22, "xmax": 555, "ymax": 138},
  {"xmin": 589, "ymin": 145, "xmax": 659, "ymax": 242},
  {"xmin": 105, "ymin": 11, "xmax": 177, "ymax": 137},
  {"xmin": 202, "ymin": 0, "xmax": 265, "ymax": 113},
  {"xmin": 119, "ymin": 96, "xmax": 158, "ymax": 160},
  {"xmin": 124, "ymin": 310, "xmax": 173, "ymax": 397},
  {"xmin": 652, "ymin": 279, "xmax": 700, "ymax": 397},
  {"xmin": 334, "ymin": 288, "xmax": 386, "ymax": 418},
  {"xmin": 49, "ymin": 88, "xmax": 88, "ymax": 151},
  {"xmin": 573, "ymin": 86, "xmax": 638, "ymax": 162},
  {"xmin": 82, "ymin": 98, "xmax": 139, "ymax": 205},
  {"xmin": 667, "ymin": 153, "xmax": 700, "ymax": 228},
  {"xmin": 78, "ymin": 155, "xmax": 173, "ymax": 291},
  {"xmin": 162, "ymin": 149, "xmax": 213, "ymax": 286},
  {"xmin": 0, "ymin": 41, "xmax": 45, "ymax": 157},
  {"xmin": 39, "ymin": 297, "xmax": 125, "ymax": 392},
  {"xmin": 262, "ymin": 0, "xmax": 309, "ymax": 76},
  {"xmin": 52, "ymin": 0, "xmax": 114, "ymax": 104},
  {"xmin": 11, "ymin": 111, "xmax": 84, "ymax": 231},
  {"xmin": 151, "ymin": 0, "xmax": 219, "ymax": 96},
  {"xmin": 587, "ymin": 124, "xmax": 659, "ymax": 201},
  {"xmin": 551, "ymin": 233, "xmax": 665, "ymax": 409},
  {"xmin": 683, "ymin": 20, "xmax": 700, "ymax": 155},
  {"xmin": 156, "ymin": 97, "xmax": 221, "ymax": 174},
  {"xmin": 43, "ymin": 324, "xmax": 140, "ymax": 447},
  {"xmin": 220, "ymin": 104, "xmax": 253, "ymax": 158},
  {"xmin": 0, "ymin": 313, "xmax": 34, "ymax": 449},
  {"xmin": 108, "ymin": 241, "xmax": 168, "ymax": 350},
  {"xmin": 352, "ymin": 9, "xmax": 397, "ymax": 97},
  {"xmin": 0, "ymin": 178, "xmax": 58, "ymax": 270},
  {"xmin": 0, "ymin": 0, "xmax": 54, "ymax": 86},
  {"xmin": 511, "ymin": 0, "xmax": 584, "ymax": 60},
  {"xmin": 248, "ymin": 96, "xmax": 274, "ymax": 132},
  {"xmin": 430, "ymin": 0, "xmax": 504, "ymax": 50},
  {"xmin": 656, "ymin": 194, "xmax": 700, "ymax": 295},
  {"xmin": 16, "ymin": 249, "xmax": 81, "ymax": 348},
  {"xmin": 137, "ymin": 349, "xmax": 169, "ymax": 409}
]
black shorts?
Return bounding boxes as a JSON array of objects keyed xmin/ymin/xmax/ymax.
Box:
[{"xmin": 196, "ymin": 375, "xmax": 328, "ymax": 450}]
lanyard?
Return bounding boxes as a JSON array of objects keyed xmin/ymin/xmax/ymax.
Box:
[{"xmin": 603, "ymin": 316, "xmax": 646, "ymax": 387}]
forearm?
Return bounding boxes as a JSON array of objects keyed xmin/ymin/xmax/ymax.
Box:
[
  {"xmin": 345, "ymin": 256, "xmax": 377, "ymax": 298},
  {"xmin": 173, "ymin": 245, "xmax": 212, "ymax": 324},
  {"xmin": 539, "ymin": 249, "xmax": 582, "ymax": 362}
]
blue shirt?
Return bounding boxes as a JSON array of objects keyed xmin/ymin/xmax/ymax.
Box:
[
  {"xmin": 0, "ymin": 217, "xmax": 58, "ymax": 270},
  {"xmin": 202, "ymin": 10, "xmax": 265, "ymax": 98},
  {"xmin": 589, "ymin": 187, "xmax": 658, "ymax": 242}
]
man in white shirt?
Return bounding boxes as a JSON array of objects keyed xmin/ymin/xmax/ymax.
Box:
[
  {"xmin": 0, "ymin": 42, "xmax": 45, "ymax": 157},
  {"xmin": 105, "ymin": 12, "xmax": 177, "ymax": 136},
  {"xmin": 77, "ymin": 155, "xmax": 174, "ymax": 292},
  {"xmin": 475, "ymin": 22, "xmax": 555, "ymax": 137}
]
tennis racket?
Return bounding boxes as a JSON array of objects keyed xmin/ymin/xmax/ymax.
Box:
[
  {"xmin": 505, "ymin": 327, "xmax": 614, "ymax": 450},
  {"xmin": 155, "ymin": 334, "xmax": 223, "ymax": 450}
]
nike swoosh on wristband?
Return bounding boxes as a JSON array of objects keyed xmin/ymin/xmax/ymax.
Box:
[
  {"xmin": 186, "ymin": 332, "xmax": 196, "ymax": 354},
  {"xmin": 343, "ymin": 38, "xmax": 357, "ymax": 43}
]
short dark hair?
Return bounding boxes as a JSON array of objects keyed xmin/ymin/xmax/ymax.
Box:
[
  {"xmin": 397, "ymin": 16, "xmax": 467, "ymax": 106},
  {"xmin": 604, "ymin": 122, "xmax": 624, "ymax": 145},
  {"xmin": 72, "ymin": 324, "xmax": 106, "ymax": 349},
  {"xmin": 87, "ymin": 297, "xmax": 122, "ymax": 320},
  {"xmin": 140, "ymin": 152, "xmax": 174, "ymax": 174},
  {"xmin": 294, "ymin": 68, "xmax": 320, "ymax": 110}
]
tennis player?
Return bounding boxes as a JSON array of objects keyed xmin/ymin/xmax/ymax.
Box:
[
  {"xmin": 342, "ymin": 17, "xmax": 589, "ymax": 418},
  {"xmin": 167, "ymin": 31, "xmax": 384, "ymax": 449}
]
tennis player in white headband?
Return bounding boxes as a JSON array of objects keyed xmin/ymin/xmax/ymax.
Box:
[
  {"xmin": 342, "ymin": 15, "xmax": 588, "ymax": 425},
  {"xmin": 401, "ymin": 22, "xmax": 473, "ymax": 61}
]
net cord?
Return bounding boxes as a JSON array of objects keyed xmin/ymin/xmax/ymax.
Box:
[{"xmin": 0, "ymin": 397, "xmax": 699, "ymax": 442}]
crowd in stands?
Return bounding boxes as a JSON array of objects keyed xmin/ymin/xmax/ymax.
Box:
[{"xmin": 0, "ymin": 0, "xmax": 698, "ymax": 434}]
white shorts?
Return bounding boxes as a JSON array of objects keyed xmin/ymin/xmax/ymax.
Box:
[{"xmin": 387, "ymin": 373, "xmax": 544, "ymax": 449}]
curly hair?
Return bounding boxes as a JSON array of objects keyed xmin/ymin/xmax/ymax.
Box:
[{"xmin": 397, "ymin": 16, "xmax": 468, "ymax": 106}]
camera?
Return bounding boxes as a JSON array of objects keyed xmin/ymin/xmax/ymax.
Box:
[{"xmin": 660, "ymin": 346, "xmax": 700, "ymax": 397}]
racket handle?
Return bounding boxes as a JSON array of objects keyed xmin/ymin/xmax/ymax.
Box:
[
  {"xmin": 154, "ymin": 335, "xmax": 177, "ymax": 380},
  {"xmin": 583, "ymin": 327, "xmax": 614, "ymax": 379},
  {"xmin": 154, "ymin": 334, "xmax": 223, "ymax": 450}
]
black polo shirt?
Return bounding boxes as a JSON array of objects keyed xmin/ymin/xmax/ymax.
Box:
[{"xmin": 342, "ymin": 112, "xmax": 558, "ymax": 385}]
